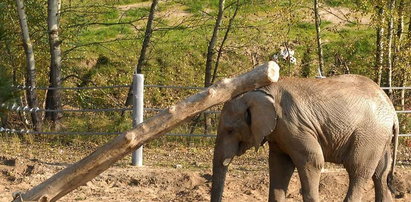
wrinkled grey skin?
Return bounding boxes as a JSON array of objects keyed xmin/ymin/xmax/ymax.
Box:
[{"xmin": 211, "ymin": 74, "xmax": 399, "ymax": 202}]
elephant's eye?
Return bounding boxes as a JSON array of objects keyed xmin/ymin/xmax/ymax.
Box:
[{"xmin": 226, "ymin": 129, "xmax": 234, "ymax": 134}]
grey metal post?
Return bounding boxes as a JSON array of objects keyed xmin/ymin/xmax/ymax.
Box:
[{"xmin": 132, "ymin": 74, "xmax": 144, "ymax": 166}]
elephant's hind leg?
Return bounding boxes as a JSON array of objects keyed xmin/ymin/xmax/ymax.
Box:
[
  {"xmin": 343, "ymin": 172, "xmax": 369, "ymax": 202},
  {"xmin": 268, "ymin": 142, "xmax": 295, "ymax": 202},
  {"xmin": 343, "ymin": 132, "xmax": 385, "ymax": 202},
  {"xmin": 372, "ymin": 148, "xmax": 393, "ymax": 202}
]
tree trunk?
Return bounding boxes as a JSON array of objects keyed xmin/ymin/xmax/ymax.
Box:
[
  {"xmin": 15, "ymin": 0, "xmax": 41, "ymax": 130},
  {"xmin": 205, "ymin": 0, "xmax": 225, "ymax": 87},
  {"xmin": 125, "ymin": 0, "xmax": 159, "ymax": 106},
  {"xmin": 211, "ymin": 0, "xmax": 240, "ymax": 84},
  {"xmin": 314, "ymin": 0, "xmax": 324, "ymax": 77},
  {"xmin": 393, "ymin": 0, "xmax": 404, "ymax": 76},
  {"xmin": 403, "ymin": 14, "xmax": 411, "ymax": 111},
  {"xmin": 12, "ymin": 62, "xmax": 280, "ymax": 202},
  {"xmin": 395, "ymin": 0, "xmax": 404, "ymax": 44},
  {"xmin": 45, "ymin": 0, "xmax": 62, "ymax": 123},
  {"xmin": 375, "ymin": 1, "xmax": 385, "ymax": 85},
  {"xmin": 203, "ymin": 0, "xmax": 225, "ymax": 135},
  {"xmin": 386, "ymin": 0, "xmax": 396, "ymax": 97}
]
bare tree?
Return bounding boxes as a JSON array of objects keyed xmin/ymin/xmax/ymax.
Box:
[
  {"xmin": 135, "ymin": 0, "xmax": 158, "ymax": 74},
  {"xmin": 203, "ymin": 0, "xmax": 226, "ymax": 134},
  {"xmin": 15, "ymin": 0, "xmax": 41, "ymax": 130},
  {"xmin": 205, "ymin": 0, "xmax": 225, "ymax": 87},
  {"xmin": 395, "ymin": 0, "xmax": 405, "ymax": 45},
  {"xmin": 402, "ymin": 14, "xmax": 411, "ymax": 111},
  {"xmin": 45, "ymin": 0, "xmax": 63, "ymax": 123},
  {"xmin": 211, "ymin": 0, "xmax": 240, "ymax": 83},
  {"xmin": 386, "ymin": 0, "xmax": 396, "ymax": 96},
  {"xmin": 314, "ymin": 0, "xmax": 324, "ymax": 77},
  {"xmin": 125, "ymin": 0, "xmax": 159, "ymax": 106},
  {"xmin": 393, "ymin": 0, "xmax": 405, "ymax": 70},
  {"xmin": 375, "ymin": 0, "xmax": 385, "ymax": 85},
  {"xmin": 393, "ymin": 0, "xmax": 405, "ymax": 107}
]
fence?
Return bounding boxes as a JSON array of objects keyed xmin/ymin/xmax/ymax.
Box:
[{"xmin": 1, "ymin": 76, "xmax": 411, "ymax": 166}]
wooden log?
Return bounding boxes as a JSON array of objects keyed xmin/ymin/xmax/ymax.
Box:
[{"xmin": 13, "ymin": 62, "xmax": 280, "ymax": 202}]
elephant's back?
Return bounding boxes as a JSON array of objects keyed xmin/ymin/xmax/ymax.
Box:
[
  {"xmin": 275, "ymin": 74, "xmax": 393, "ymax": 109},
  {"xmin": 269, "ymin": 75, "xmax": 396, "ymax": 140}
]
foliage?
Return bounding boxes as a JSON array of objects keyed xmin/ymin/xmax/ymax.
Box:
[{"xmin": 0, "ymin": 0, "xmax": 409, "ymax": 144}]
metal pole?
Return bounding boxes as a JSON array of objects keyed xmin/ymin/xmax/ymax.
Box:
[{"xmin": 132, "ymin": 74, "xmax": 144, "ymax": 166}]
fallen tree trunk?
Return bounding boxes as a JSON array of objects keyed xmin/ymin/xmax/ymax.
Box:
[{"xmin": 13, "ymin": 62, "xmax": 280, "ymax": 202}]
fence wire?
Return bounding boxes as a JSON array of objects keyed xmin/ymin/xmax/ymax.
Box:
[
  {"xmin": 0, "ymin": 104, "xmax": 220, "ymax": 114},
  {"xmin": 0, "ymin": 127, "xmax": 216, "ymax": 137},
  {"xmin": 1, "ymin": 85, "xmax": 410, "ymax": 137},
  {"xmin": 11, "ymin": 84, "xmax": 205, "ymax": 90},
  {"xmin": 0, "ymin": 126, "xmax": 409, "ymax": 137},
  {"xmin": 12, "ymin": 85, "xmax": 411, "ymax": 91}
]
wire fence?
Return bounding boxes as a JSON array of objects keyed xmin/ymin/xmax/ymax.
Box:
[{"xmin": 1, "ymin": 84, "xmax": 410, "ymax": 137}]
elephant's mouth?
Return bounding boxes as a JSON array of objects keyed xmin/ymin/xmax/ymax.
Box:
[{"xmin": 237, "ymin": 141, "xmax": 248, "ymax": 156}]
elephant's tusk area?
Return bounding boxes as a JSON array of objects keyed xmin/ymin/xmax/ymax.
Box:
[{"xmin": 222, "ymin": 158, "xmax": 233, "ymax": 167}]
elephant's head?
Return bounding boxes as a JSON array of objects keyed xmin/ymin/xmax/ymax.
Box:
[{"xmin": 211, "ymin": 90, "xmax": 277, "ymax": 202}]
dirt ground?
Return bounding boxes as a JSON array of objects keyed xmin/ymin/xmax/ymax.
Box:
[{"xmin": 0, "ymin": 141, "xmax": 410, "ymax": 201}]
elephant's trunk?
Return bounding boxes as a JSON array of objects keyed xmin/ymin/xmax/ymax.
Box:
[
  {"xmin": 211, "ymin": 151, "xmax": 228, "ymax": 202},
  {"xmin": 211, "ymin": 131, "xmax": 238, "ymax": 202}
]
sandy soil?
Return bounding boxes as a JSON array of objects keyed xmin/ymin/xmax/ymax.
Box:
[{"xmin": 0, "ymin": 143, "xmax": 410, "ymax": 202}]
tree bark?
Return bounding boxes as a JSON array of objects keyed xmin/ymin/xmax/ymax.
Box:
[
  {"xmin": 15, "ymin": 0, "xmax": 41, "ymax": 130},
  {"xmin": 314, "ymin": 0, "xmax": 324, "ymax": 77},
  {"xmin": 12, "ymin": 62, "xmax": 280, "ymax": 202},
  {"xmin": 386, "ymin": 0, "xmax": 396, "ymax": 97},
  {"xmin": 45, "ymin": 0, "xmax": 63, "ymax": 123},
  {"xmin": 205, "ymin": 0, "xmax": 225, "ymax": 87},
  {"xmin": 375, "ymin": 1, "xmax": 385, "ymax": 85},
  {"xmin": 125, "ymin": 0, "xmax": 159, "ymax": 106}
]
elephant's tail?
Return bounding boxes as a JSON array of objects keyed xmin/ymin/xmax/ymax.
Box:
[
  {"xmin": 390, "ymin": 118, "xmax": 399, "ymax": 176},
  {"xmin": 388, "ymin": 117, "xmax": 399, "ymax": 192}
]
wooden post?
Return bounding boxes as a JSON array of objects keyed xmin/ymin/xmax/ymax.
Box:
[{"xmin": 12, "ymin": 62, "xmax": 280, "ymax": 202}]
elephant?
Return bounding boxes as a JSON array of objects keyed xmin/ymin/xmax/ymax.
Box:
[{"xmin": 211, "ymin": 74, "xmax": 399, "ymax": 202}]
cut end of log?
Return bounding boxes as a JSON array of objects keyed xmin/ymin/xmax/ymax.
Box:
[
  {"xmin": 266, "ymin": 61, "xmax": 280, "ymax": 82},
  {"xmin": 124, "ymin": 131, "xmax": 136, "ymax": 143},
  {"xmin": 168, "ymin": 106, "xmax": 176, "ymax": 113},
  {"xmin": 221, "ymin": 78, "xmax": 230, "ymax": 84},
  {"xmin": 207, "ymin": 88, "xmax": 216, "ymax": 97}
]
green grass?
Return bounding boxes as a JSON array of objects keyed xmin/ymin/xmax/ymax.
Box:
[
  {"xmin": 124, "ymin": 7, "xmax": 149, "ymax": 19},
  {"xmin": 180, "ymin": 0, "xmax": 220, "ymax": 14}
]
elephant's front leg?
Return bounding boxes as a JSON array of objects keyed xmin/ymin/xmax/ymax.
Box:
[
  {"xmin": 292, "ymin": 138, "xmax": 324, "ymax": 202},
  {"xmin": 268, "ymin": 142, "xmax": 295, "ymax": 202}
]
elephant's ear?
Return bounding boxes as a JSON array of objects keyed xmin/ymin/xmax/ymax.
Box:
[{"xmin": 244, "ymin": 91, "xmax": 277, "ymax": 151}]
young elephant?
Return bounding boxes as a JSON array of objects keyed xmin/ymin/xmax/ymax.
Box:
[{"xmin": 211, "ymin": 74, "xmax": 398, "ymax": 202}]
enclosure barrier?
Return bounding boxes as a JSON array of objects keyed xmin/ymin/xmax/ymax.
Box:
[{"xmin": 1, "ymin": 78, "xmax": 411, "ymax": 169}]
